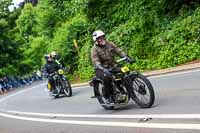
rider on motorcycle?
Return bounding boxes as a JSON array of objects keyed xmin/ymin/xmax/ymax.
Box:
[
  {"xmin": 43, "ymin": 54, "xmax": 62, "ymax": 93},
  {"xmin": 50, "ymin": 51, "xmax": 65, "ymax": 69},
  {"xmin": 91, "ymin": 30, "xmax": 134, "ymax": 104}
]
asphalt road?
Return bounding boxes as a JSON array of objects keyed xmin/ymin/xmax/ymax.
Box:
[{"xmin": 0, "ymin": 69, "xmax": 200, "ymax": 133}]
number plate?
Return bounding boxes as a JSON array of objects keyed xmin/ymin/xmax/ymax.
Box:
[{"xmin": 121, "ymin": 66, "xmax": 130, "ymax": 73}]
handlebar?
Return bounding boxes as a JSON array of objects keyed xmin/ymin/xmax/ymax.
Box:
[
  {"xmin": 48, "ymin": 69, "xmax": 64, "ymax": 77},
  {"xmin": 116, "ymin": 57, "xmax": 127, "ymax": 63},
  {"xmin": 116, "ymin": 56, "xmax": 135, "ymax": 64}
]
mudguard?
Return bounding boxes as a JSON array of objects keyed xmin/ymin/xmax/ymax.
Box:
[
  {"xmin": 89, "ymin": 77, "xmax": 102, "ymax": 87},
  {"xmin": 128, "ymin": 71, "xmax": 139, "ymax": 79},
  {"xmin": 89, "ymin": 77, "xmax": 103, "ymax": 97}
]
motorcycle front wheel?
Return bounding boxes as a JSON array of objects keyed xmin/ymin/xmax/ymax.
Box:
[
  {"xmin": 53, "ymin": 85, "xmax": 60, "ymax": 98},
  {"xmin": 62, "ymin": 80, "xmax": 72, "ymax": 97},
  {"xmin": 131, "ymin": 74, "xmax": 155, "ymax": 108}
]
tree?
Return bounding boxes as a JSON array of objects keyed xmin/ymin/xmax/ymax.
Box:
[{"xmin": 0, "ymin": 0, "xmax": 23, "ymax": 76}]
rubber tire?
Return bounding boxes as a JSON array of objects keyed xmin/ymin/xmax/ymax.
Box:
[
  {"xmin": 63, "ymin": 80, "xmax": 72, "ymax": 97},
  {"xmin": 94, "ymin": 82, "xmax": 114, "ymax": 110},
  {"xmin": 131, "ymin": 74, "xmax": 155, "ymax": 108}
]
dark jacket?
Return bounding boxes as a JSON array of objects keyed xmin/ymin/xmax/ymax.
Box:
[
  {"xmin": 43, "ymin": 61, "xmax": 61, "ymax": 74},
  {"xmin": 91, "ymin": 41, "xmax": 126, "ymax": 68}
]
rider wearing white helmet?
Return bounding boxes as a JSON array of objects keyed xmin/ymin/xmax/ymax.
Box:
[
  {"xmin": 50, "ymin": 51, "xmax": 65, "ymax": 69},
  {"xmin": 91, "ymin": 30, "xmax": 134, "ymax": 104},
  {"xmin": 92, "ymin": 30, "xmax": 105, "ymax": 43},
  {"xmin": 51, "ymin": 51, "xmax": 57, "ymax": 58}
]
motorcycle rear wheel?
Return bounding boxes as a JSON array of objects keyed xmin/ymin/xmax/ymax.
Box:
[{"xmin": 94, "ymin": 82, "xmax": 114, "ymax": 110}]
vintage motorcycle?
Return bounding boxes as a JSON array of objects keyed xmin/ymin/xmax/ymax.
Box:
[
  {"xmin": 90, "ymin": 57, "xmax": 155, "ymax": 110},
  {"xmin": 47, "ymin": 69, "xmax": 72, "ymax": 98}
]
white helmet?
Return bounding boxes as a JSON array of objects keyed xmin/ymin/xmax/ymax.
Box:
[
  {"xmin": 92, "ymin": 30, "xmax": 105, "ymax": 42},
  {"xmin": 51, "ymin": 51, "xmax": 56, "ymax": 56}
]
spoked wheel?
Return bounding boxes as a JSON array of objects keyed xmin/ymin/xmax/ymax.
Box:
[
  {"xmin": 62, "ymin": 80, "xmax": 72, "ymax": 97},
  {"xmin": 94, "ymin": 82, "xmax": 114, "ymax": 110},
  {"xmin": 54, "ymin": 85, "xmax": 60, "ymax": 98},
  {"xmin": 131, "ymin": 74, "xmax": 155, "ymax": 108}
]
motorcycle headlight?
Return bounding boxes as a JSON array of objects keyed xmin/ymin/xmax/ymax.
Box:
[
  {"xmin": 121, "ymin": 66, "xmax": 130, "ymax": 73},
  {"xmin": 58, "ymin": 69, "xmax": 64, "ymax": 75}
]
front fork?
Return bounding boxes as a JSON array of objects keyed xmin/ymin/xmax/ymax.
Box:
[
  {"xmin": 122, "ymin": 71, "xmax": 139, "ymax": 99},
  {"xmin": 53, "ymin": 78, "xmax": 61, "ymax": 94}
]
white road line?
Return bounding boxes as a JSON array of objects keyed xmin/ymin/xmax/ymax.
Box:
[
  {"xmin": 148, "ymin": 69, "xmax": 200, "ymax": 79},
  {"xmin": 0, "ymin": 69, "xmax": 199, "ymax": 104},
  {"xmin": 66, "ymin": 69, "xmax": 200, "ymax": 88},
  {"xmin": 72, "ymin": 86, "xmax": 90, "ymax": 89},
  {"xmin": 0, "ymin": 82, "xmax": 87, "ymax": 103},
  {"xmin": 0, "ymin": 70, "xmax": 200, "ymax": 129},
  {"xmin": 4, "ymin": 110, "xmax": 200, "ymax": 119},
  {"xmin": 0, "ymin": 112, "xmax": 200, "ymax": 130},
  {"xmin": 0, "ymin": 83, "xmax": 46, "ymax": 103},
  {"xmin": 71, "ymin": 69, "xmax": 200, "ymax": 89}
]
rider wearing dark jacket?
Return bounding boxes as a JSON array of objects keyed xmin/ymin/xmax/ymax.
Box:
[
  {"xmin": 91, "ymin": 30, "xmax": 133, "ymax": 104},
  {"xmin": 43, "ymin": 54, "xmax": 61, "ymax": 93}
]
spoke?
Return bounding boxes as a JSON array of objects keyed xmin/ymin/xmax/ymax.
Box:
[
  {"xmin": 142, "ymin": 96, "xmax": 147, "ymax": 103},
  {"xmin": 144, "ymin": 94, "xmax": 150, "ymax": 101},
  {"xmin": 139, "ymin": 94, "xmax": 148, "ymax": 104},
  {"xmin": 135, "ymin": 79, "xmax": 145, "ymax": 87},
  {"xmin": 98, "ymin": 84, "xmax": 104, "ymax": 97},
  {"xmin": 143, "ymin": 95, "xmax": 149, "ymax": 103},
  {"xmin": 134, "ymin": 85, "xmax": 150, "ymax": 104},
  {"xmin": 141, "ymin": 90, "xmax": 150, "ymax": 103}
]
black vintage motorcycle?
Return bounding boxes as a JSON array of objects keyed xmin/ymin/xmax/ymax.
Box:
[
  {"xmin": 90, "ymin": 57, "xmax": 155, "ymax": 110},
  {"xmin": 47, "ymin": 69, "xmax": 72, "ymax": 98}
]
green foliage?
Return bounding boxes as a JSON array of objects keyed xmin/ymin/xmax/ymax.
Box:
[
  {"xmin": 1, "ymin": 0, "xmax": 200, "ymax": 81},
  {"xmin": 153, "ymin": 8, "xmax": 200, "ymax": 68},
  {"xmin": 27, "ymin": 36, "xmax": 49, "ymax": 66},
  {"xmin": 0, "ymin": 0, "xmax": 23, "ymax": 76},
  {"xmin": 16, "ymin": 4, "xmax": 36, "ymax": 41},
  {"xmin": 78, "ymin": 36, "xmax": 94, "ymax": 80},
  {"xmin": 35, "ymin": 1, "xmax": 60, "ymax": 37},
  {"xmin": 160, "ymin": 0, "xmax": 200, "ymax": 16},
  {"xmin": 50, "ymin": 14, "xmax": 89, "ymax": 72}
]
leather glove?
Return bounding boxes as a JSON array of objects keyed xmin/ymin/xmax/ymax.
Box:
[
  {"xmin": 125, "ymin": 56, "xmax": 135, "ymax": 63},
  {"xmin": 95, "ymin": 64, "xmax": 112, "ymax": 77}
]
